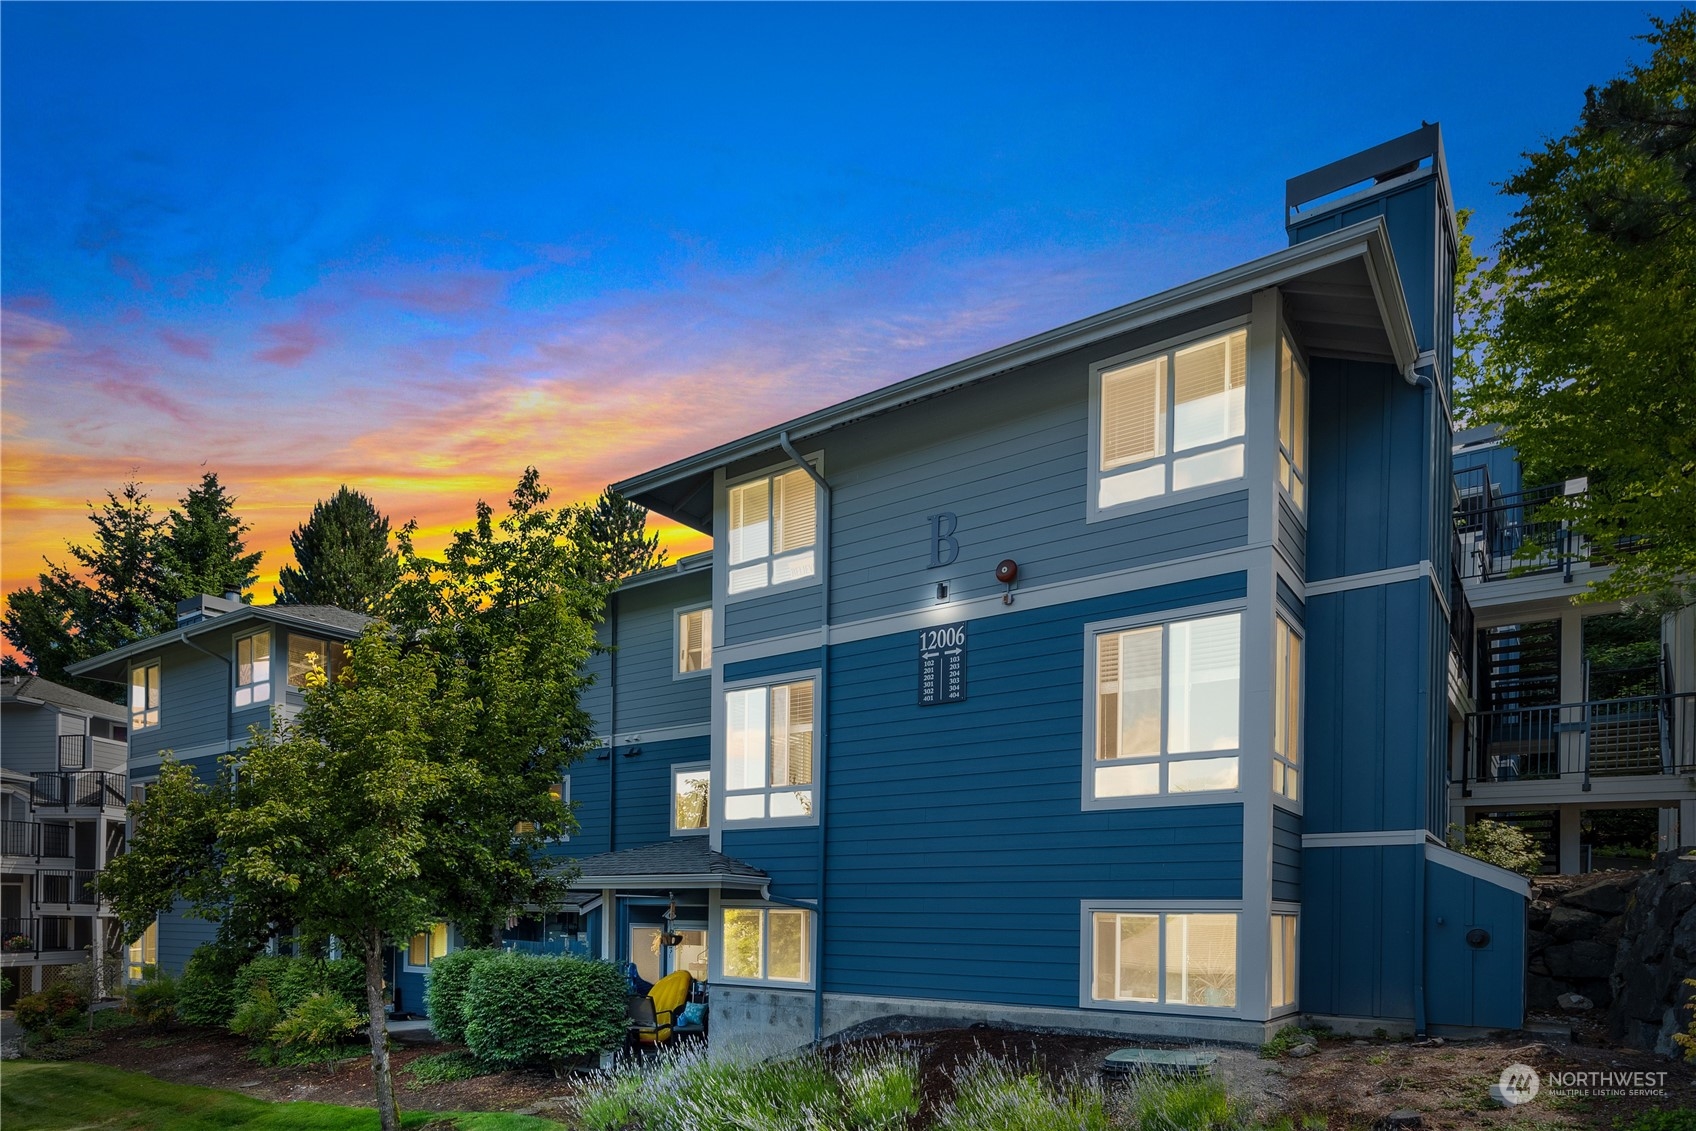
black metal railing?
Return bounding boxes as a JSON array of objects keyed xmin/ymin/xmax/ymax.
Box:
[
  {"xmin": 1462, "ymin": 691, "xmax": 1696, "ymax": 792},
  {"xmin": 2, "ymin": 916, "xmax": 40, "ymax": 956},
  {"xmin": 1454, "ymin": 481, "xmax": 1576, "ymax": 582},
  {"xmin": 35, "ymin": 869, "xmax": 99, "ymax": 907},
  {"xmin": 57, "ymin": 733, "xmax": 86, "ymax": 771},
  {"xmin": 1448, "ymin": 530, "xmax": 1475, "ymax": 687},
  {"xmin": 1, "ymin": 820, "xmax": 38, "ymax": 858},
  {"xmin": 30, "ymin": 770, "xmax": 126, "ymax": 811}
]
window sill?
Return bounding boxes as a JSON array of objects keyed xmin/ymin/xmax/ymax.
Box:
[
  {"xmin": 669, "ymin": 826, "xmax": 710, "ymax": 838},
  {"xmin": 713, "ymin": 976, "xmax": 815, "ymax": 991},
  {"xmin": 1082, "ymin": 787, "xmax": 1241, "ymax": 812},
  {"xmin": 1086, "ymin": 478, "xmax": 1247, "ymax": 525},
  {"xmin": 723, "ymin": 573, "xmax": 820, "ymax": 604},
  {"xmin": 1081, "ymin": 999, "xmax": 1242, "ymax": 1018},
  {"xmin": 722, "ymin": 814, "xmax": 820, "ymax": 830},
  {"xmin": 672, "ymin": 668, "xmax": 712, "ymax": 682}
]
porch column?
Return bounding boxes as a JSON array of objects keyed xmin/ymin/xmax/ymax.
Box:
[{"xmin": 1557, "ymin": 805, "xmax": 1583, "ymax": 874}]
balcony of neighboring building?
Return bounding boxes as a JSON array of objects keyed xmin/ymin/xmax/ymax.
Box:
[
  {"xmin": 28, "ymin": 766, "xmax": 127, "ymax": 815},
  {"xmin": 0, "ymin": 818, "xmax": 76, "ymax": 866}
]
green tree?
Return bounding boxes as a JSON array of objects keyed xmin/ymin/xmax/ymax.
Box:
[
  {"xmin": 1457, "ymin": 11, "xmax": 1696, "ymax": 605},
  {"xmin": 1446, "ymin": 819, "xmax": 1544, "ymax": 877},
  {"xmin": 581, "ymin": 488, "xmax": 666, "ymax": 582},
  {"xmin": 105, "ymin": 471, "xmax": 609, "ymax": 1131},
  {"xmin": 2, "ymin": 481, "xmax": 174, "ymax": 693},
  {"xmin": 274, "ymin": 486, "xmax": 400, "ymax": 613},
  {"xmin": 163, "ymin": 472, "xmax": 263, "ymax": 601}
]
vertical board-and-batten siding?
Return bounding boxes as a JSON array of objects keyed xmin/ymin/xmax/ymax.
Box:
[
  {"xmin": 810, "ymin": 574, "xmax": 1248, "ymax": 1009},
  {"xmin": 1301, "ymin": 844, "xmax": 1418, "ymax": 1021}
]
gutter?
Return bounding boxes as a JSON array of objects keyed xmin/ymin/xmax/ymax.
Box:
[{"xmin": 778, "ymin": 430, "xmax": 830, "ymax": 1044}]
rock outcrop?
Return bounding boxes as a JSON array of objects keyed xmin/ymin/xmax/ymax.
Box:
[
  {"xmin": 1527, "ymin": 870, "xmax": 1643, "ymax": 1012},
  {"xmin": 1608, "ymin": 851, "xmax": 1696, "ymax": 1057}
]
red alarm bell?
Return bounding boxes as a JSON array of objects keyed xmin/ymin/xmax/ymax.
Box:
[{"xmin": 996, "ymin": 559, "xmax": 1018, "ymax": 604}]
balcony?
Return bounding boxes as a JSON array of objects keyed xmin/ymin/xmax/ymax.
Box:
[
  {"xmin": 0, "ymin": 821, "xmax": 73, "ymax": 861},
  {"xmin": 1461, "ymin": 691, "xmax": 1696, "ymax": 794},
  {"xmin": 2, "ymin": 916, "xmax": 40, "ymax": 957},
  {"xmin": 1453, "ymin": 476, "xmax": 1641, "ymax": 585},
  {"xmin": 30, "ymin": 770, "xmax": 126, "ymax": 812},
  {"xmin": 36, "ymin": 869, "xmax": 100, "ymax": 907}
]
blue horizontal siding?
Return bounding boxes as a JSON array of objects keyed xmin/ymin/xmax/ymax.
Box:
[
  {"xmin": 721, "ymin": 825, "xmax": 820, "ymax": 900},
  {"xmin": 1272, "ymin": 808, "xmax": 1302, "ymax": 903},
  {"xmin": 724, "ymin": 649, "xmax": 821, "ymax": 685},
  {"xmin": 1275, "ymin": 577, "xmax": 1305, "ymax": 625},
  {"xmin": 549, "ymin": 735, "xmax": 709, "ymax": 859}
]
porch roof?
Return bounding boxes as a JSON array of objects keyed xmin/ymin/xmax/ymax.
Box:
[{"xmin": 553, "ymin": 839, "xmax": 769, "ymax": 894}]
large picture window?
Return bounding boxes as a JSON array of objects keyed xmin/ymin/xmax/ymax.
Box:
[
  {"xmin": 234, "ymin": 631, "xmax": 272, "ymax": 708},
  {"xmin": 727, "ymin": 467, "xmax": 817, "ymax": 594},
  {"xmin": 1274, "ymin": 617, "xmax": 1302, "ymax": 802},
  {"xmin": 1089, "ymin": 909, "xmax": 1238, "ymax": 1009},
  {"xmin": 1088, "ymin": 611, "xmax": 1241, "ymax": 803},
  {"xmin": 130, "ymin": 661, "xmax": 161, "ymax": 731},
  {"xmin": 1095, "ymin": 327, "xmax": 1247, "ymax": 513},
  {"xmin": 725, "ymin": 678, "xmax": 816, "ymax": 823},
  {"xmin": 1277, "ymin": 334, "xmax": 1309, "ymax": 511},
  {"xmin": 720, "ymin": 905, "xmax": 811, "ymax": 985}
]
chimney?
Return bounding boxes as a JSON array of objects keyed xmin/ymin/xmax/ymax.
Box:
[{"xmin": 176, "ymin": 593, "xmax": 247, "ymax": 626}]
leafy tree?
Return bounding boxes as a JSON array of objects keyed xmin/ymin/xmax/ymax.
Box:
[
  {"xmin": 163, "ymin": 472, "xmax": 263, "ymax": 601},
  {"xmin": 274, "ymin": 486, "xmax": 400, "ymax": 613},
  {"xmin": 105, "ymin": 470, "xmax": 611, "ymax": 1131},
  {"xmin": 1446, "ymin": 819, "xmax": 1544, "ymax": 877},
  {"xmin": 1457, "ymin": 11, "xmax": 1696, "ymax": 606}
]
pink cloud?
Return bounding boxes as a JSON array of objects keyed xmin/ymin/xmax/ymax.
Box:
[
  {"xmin": 158, "ymin": 328, "xmax": 214, "ymax": 359},
  {"xmin": 254, "ymin": 319, "xmax": 323, "ymax": 365},
  {"xmin": 1, "ymin": 309, "xmax": 71, "ymax": 370}
]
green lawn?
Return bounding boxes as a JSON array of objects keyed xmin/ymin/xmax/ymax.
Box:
[{"xmin": 0, "ymin": 1061, "xmax": 566, "ymax": 1131}]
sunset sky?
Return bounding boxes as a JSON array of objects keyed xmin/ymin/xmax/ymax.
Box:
[{"xmin": 1, "ymin": 3, "xmax": 1675, "ymax": 610}]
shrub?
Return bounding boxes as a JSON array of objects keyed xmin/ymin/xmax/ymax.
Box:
[
  {"xmin": 229, "ymin": 984, "xmax": 282, "ymax": 1042},
  {"xmin": 125, "ymin": 967, "xmax": 179, "ymax": 1024},
  {"xmin": 177, "ymin": 944, "xmax": 247, "ymax": 1028},
  {"xmin": 1259, "ymin": 1024, "xmax": 1323, "ymax": 1058},
  {"xmin": 409, "ymin": 1049, "xmax": 500, "ymax": 1086},
  {"xmin": 14, "ymin": 982, "xmax": 88, "ymax": 1032},
  {"xmin": 1129, "ymin": 1075, "xmax": 1241, "ymax": 1131},
  {"xmin": 425, "ymin": 947, "xmax": 501, "ymax": 1044},
  {"xmin": 272, "ymin": 991, "xmax": 361, "ymax": 1051},
  {"xmin": 934, "ymin": 1055, "xmax": 1108, "ymax": 1131},
  {"xmin": 232, "ymin": 954, "xmax": 367, "ymax": 1017},
  {"xmin": 1447, "ymin": 819, "xmax": 1543, "ymax": 876},
  {"xmin": 463, "ymin": 952, "xmax": 626, "ymax": 1067}
]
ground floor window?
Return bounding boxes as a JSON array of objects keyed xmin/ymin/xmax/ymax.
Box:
[
  {"xmin": 1270, "ymin": 913, "xmax": 1298, "ymax": 1010},
  {"xmin": 128, "ymin": 919, "xmax": 158, "ymax": 981},
  {"xmin": 1088, "ymin": 909, "xmax": 1237, "ymax": 1009},
  {"xmin": 406, "ymin": 922, "xmax": 450, "ymax": 969},
  {"xmin": 720, "ymin": 905, "xmax": 811, "ymax": 985}
]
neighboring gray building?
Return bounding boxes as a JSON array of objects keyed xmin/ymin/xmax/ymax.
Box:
[{"xmin": 1, "ymin": 675, "xmax": 129, "ymax": 1004}]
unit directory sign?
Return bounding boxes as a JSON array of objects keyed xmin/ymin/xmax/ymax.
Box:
[{"xmin": 918, "ymin": 622, "xmax": 967, "ymax": 706}]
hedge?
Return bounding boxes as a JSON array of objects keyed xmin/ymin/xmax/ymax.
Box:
[
  {"xmin": 232, "ymin": 955, "xmax": 365, "ymax": 1016},
  {"xmin": 463, "ymin": 952, "xmax": 626, "ymax": 1066},
  {"xmin": 424, "ymin": 948, "xmax": 501, "ymax": 1044}
]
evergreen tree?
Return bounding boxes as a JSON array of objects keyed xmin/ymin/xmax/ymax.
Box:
[
  {"xmin": 163, "ymin": 472, "xmax": 263, "ymax": 601},
  {"xmin": 581, "ymin": 488, "xmax": 666, "ymax": 583},
  {"xmin": 274, "ymin": 486, "xmax": 401, "ymax": 614}
]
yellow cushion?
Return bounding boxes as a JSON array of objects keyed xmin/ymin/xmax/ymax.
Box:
[{"xmin": 649, "ymin": 969, "xmax": 693, "ymax": 1017}]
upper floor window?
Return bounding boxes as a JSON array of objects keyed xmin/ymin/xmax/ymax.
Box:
[
  {"xmin": 672, "ymin": 763, "xmax": 710, "ymax": 834},
  {"xmin": 677, "ymin": 607, "xmax": 712, "ymax": 674},
  {"xmin": 725, "ymin": 677, "xmax": 816, "ymax": 823},
  {"xmin": 1273, "ymin": 617, "xmax": 1302, "ymax": 803},
  {"xmin": 287, "ymin": 634, "xmax": 347, "ymax": 688},
  {"xmin": 1087, "ymin": 611, "xmax": 1241, "ymax": 805},
  {"xmin": 727, "ymin": 466, "xmax": 817, "ymax": 595},
  {"xmin": 1094, "ymin": 327, "xmax": 1246, "ymax": 514},
  {"xmin": 130, "ymin": 662, "xmax": 161, "ymax": 731},
  {"xmin": 234, "ymin": 630, "xmax": 272, "ymax": 708},
  {"xmin": 1277, "ymin": 335, "xmax": 1309, "ymax": 511},
  {"xmin": 1088, "ymin": 908, "xmax": 1237, "ymax": 1009}
]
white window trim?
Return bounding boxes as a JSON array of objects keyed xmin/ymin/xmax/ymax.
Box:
[
  {"xmin": 670, "ymin": 760, "xmax": 711, "ymax": 837},
  {"xmin": 1273, "ymin": 615, "xmax": 1304, "ymax": 808},
  {"xmin": 403, "ymin": 922, "xmax": 454, "ymax": 972},
  {"xmin": 722, "ymin": 454, "xmax": 823, "ymax": 604},
  {"xmin": 716, "ymin": 901, "xmax": 815, "ymax": 988},
  {"xmin": 1078, "ymin": 900, "xmax": 1243, "ymax": 1017},
  {"xmin": 1269, "ymin": 904, "xmax": 1301, "ymax": 1016},
  {"xmin": 1086, "ymin": 317, "xmax": 1252, "ymax": 525},
  {"xmin": 233, "ymin": 629, "xmax": 273, "ymax": 710},
  {"xmin": 1276, "ymin": 327, "xmax": 1310, "ymax": 517},
  {"xmin": 722, "ymin": 667, "xmax": 821, "ymax": 829},
  {"xmin": 129, "ymin": 660, "xmax": 162, "ymax": 732},
  {"xmin": 1080, "ymin": 599, "xmax": 1246, "ymax": 812},
  {"xmin": 673, "ymin": 604, "xmax": 713, "ymax": 680}
]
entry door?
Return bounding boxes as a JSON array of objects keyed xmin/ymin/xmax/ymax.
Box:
[{"xmin": 629, "ymin": 926, "xmax": 664, "ymax": 985}]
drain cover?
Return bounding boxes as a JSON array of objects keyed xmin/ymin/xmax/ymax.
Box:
[{"xmin": 1100, "ymin": 1048, "xmax": 1217, "ymax": 1078}]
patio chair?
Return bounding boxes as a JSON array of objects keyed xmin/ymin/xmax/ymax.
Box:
[{"xmin": 628, "ymin": 969, "xmax": 694, "ymax": 1044}]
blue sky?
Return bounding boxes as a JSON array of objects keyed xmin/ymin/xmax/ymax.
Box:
[{"xmin": 1, "ymin": 2, "xmax": 1678, "ymax": 591}]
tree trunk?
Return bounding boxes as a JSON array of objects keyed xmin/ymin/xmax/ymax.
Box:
[{"xmin": 364, "ymin": 928, "xmax": 400, "ymax": 1131}]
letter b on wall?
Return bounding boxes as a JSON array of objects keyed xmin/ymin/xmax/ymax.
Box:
[{"xmin": 928, "ymin": 512, "xmax": 959, "ymax": 568}]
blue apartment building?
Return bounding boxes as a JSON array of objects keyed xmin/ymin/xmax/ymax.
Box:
[{"xmin": 76, "ymin": 125, "xmax": 1622, "ymax": 1045}]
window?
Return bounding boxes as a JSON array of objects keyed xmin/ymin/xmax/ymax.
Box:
[
  {"xmin": 407, "ymin": 923, "xmax": 450, "ymax": 969},
  {"xmin": 1088, "ymin": 612, "xmax": 1240, "ymax": 803},
  {"xmin": 1277, "ymin": 334, "xmax": 1309, "ymax": 510},
  {"xmin": 130, "ymin": 662, "xmax": 161, "ymax": 731},
  {"xmin": 727, "ymin": 466, "xmax": 817, "ymax": 594},
  {"xmin": 234, "ymin": 631, "xmax": 272, "ymax": 708},
  {"xmin": 1270, "ymin": 913, "xmax": 1298, "ymax": 1010},
  {"xmin": 720, "ymin": 906, "xmax": 811, "ymax": 984},
  {"xmin": 677, "ymin": 607, "xmax": 712, "ymax": 674},
  {"xmin": 672, "ymin": 763, "xmax": 710, "ymax": 834},
  {"xmin": 128, "ymin": 919, "xmax": 158, "ymax": 981},
  {"xmin": 1273, "ymin": 618, "xmax": 1302, "ymax": 802},
  {"xmin": 287, "ymin": 634, "xmax": 346, "ymax": 688},
  {"xmin": 1088, "ymin": 910, "xmax": 1237, "ymax": 1009},
  {"xmin": 515, "ymin": 778, "xmax": 569, "ymax": 838},
  {"xmin": 129, "ymin": 782, "xmax": 148, "ymax": 807},
  {"xmin": 1095, "ymin": 327, "xmax": 1246, "ymax": 512},
  {"xmin": 725, "ymin": 678, "xmax": 816, "ymax": 822}
]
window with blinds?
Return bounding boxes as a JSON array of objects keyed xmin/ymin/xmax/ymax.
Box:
[
  {"xmin": 677, "ymin": 607, "xmax": 712, "ymax": 674},
  {"xmin": 1089, "ymin": 612, "xmax": 1241, "ymax": 803},
  {"xmin": 1278, "ymin": 335, "xmax": 1309, "ymax": 510},
  {"xmin": 727, "ymin": 466, "xmax": 818, "ymax": 594},
  {"xmin": 725, "ymin": 677, "xmax": 817, "ymax": 823},
  {"xmin": 1095, "ymin": 327, "xmax": 1247, "ymax": 512}
]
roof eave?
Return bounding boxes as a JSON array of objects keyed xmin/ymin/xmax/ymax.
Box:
[
  {"xmin": 566, "ymin": 872, "xmax": 769, "ymax": 891},
  {"xmin": 67, "ymin": 606, "xmax": 369, "ymax": 681},
  {"xmin": 615, "ymin": 217, "xmax": 1418, "ymax": 531}
]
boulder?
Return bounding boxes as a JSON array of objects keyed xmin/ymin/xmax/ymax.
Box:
[
  {"xmin": 1545, "ymin": 939, "xmax": 1616, "ymax": 980},
  {"xmin": 1556, "ymin": 992, "xmax": 1593, "ymax": 1012},
  {"xmin": 1564, "ymin": 873, "xmax": 1642, "ymax": 917},
  {"xmin": 1527, "ymin": 975, "xmax": 1561, "ymax": 1013},
  {"xmin": 1545, "ymin": 906, "xmax": 1606, "ymax": 942},
  {"xmin": 1527, "ymin": 899, "xmax": 1555, "ymax": 929}
]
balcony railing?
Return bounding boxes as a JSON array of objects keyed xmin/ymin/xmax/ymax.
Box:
[
  {"xmin": 1453, "ymin": 477, "xmax": 1643, "ymax": 583},
  {"xmin": 30, "ymin": 770, "xmax": 126, "ymax": 811},
  {"xmin": 36, "ymin": 869, "xmax": 100, "ymax": 907},
  {"xmin": 1448, "ymin": 530, "xmax": 1475, "ymax": 687},
  {"xmin": 0, "ymin": 821, "xmax": 73, "ymax": 860},
  {"xmin": 2, "ymin": 916, "xmax": 40, "ymax": 957},
  {"xmin": 1461, "ymin": 691, "xmax": 1696, "ymax": 793}
]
